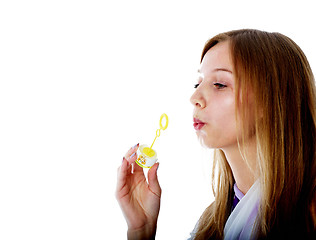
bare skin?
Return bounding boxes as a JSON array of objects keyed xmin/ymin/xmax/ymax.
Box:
[
  {"xmin": 116, "ymin": 144, "xmax": 161, "ymax": 239},
  {"xmin": 190, "ymin": 41, "xmax": 258, "ymax": 194}
]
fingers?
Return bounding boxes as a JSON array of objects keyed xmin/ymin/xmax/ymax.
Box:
[
  {"xmin": 116, "ymin": 157, "xmax": 129, "ymax": 195},
  {"xmin": 118, "ymin": 143, "xmax": 142, "ymax": 177},
  {"xmin": 147, "ymin": 162, "xmax": 161, "ymax": 198},
  {"xmin": 124, "ymin": 143, "xmax": 139, "ymax": 161}
]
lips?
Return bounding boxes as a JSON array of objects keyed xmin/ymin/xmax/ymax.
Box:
[{"xmin": 193, "ymin": 118, "xmax": 206, "ymax": 131}]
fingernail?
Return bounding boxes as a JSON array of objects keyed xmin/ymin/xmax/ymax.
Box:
[
  {"xmin": 132, "ymin": 143, "xmax": 139, "ymax": 149},
  {"xmin": 131, "ymin": 163, "xmax": 134, "ymax": 174},
  {"xmin": 122, "ymin": 157, "xmax": 126, "ymax": 163},
  {"xmin": 130, "ymin": 152, "xmax": 136, "ymax": 159}
]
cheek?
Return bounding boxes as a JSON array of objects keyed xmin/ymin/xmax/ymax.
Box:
[
  {"xmin": 201, "ymin": 96, "xmax": 238, "ymax": 146},
  {"xmin": 206, "ymin": 95, "xmax": 236, "ymax": 126}
]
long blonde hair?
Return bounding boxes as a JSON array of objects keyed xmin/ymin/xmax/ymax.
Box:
[{"xmin": 194, "ymin": 29, "xmax": 316, "ymax": 239}]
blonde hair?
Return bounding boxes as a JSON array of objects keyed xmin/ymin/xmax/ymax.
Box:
[{"xmin": 194, "ymin": 29, "xmax": 316, "ymax": 239}]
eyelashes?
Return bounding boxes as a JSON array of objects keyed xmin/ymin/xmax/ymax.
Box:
[
  {"xmin": 213, "ymin": 83, "xmax": 227, "ymax": 89},
  {"xmin": 194, "ymin": 83, "xmax": 227, "ymax": 89}
]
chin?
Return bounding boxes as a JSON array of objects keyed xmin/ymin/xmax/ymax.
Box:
[
  {"xmin": 197, "ymin": 134, "xmax": 234, "ymax": 150},
  {"xmin": 197, "ymin": 134, "xmax": 220, "ymax": 149}
]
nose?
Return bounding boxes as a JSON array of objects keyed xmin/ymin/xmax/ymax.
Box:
[{"xmin": 190, "ymin": 90, "xmax": 205, "ymax": 109}]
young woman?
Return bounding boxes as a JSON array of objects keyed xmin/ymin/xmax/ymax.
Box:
[{"xmin": 116, "ymin": 29, "xmax": 316, "ymax": 239}]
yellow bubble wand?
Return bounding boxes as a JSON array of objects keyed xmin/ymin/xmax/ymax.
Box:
[{"xmin": 142, "ymin": 113, "xmax": 169, "ymax": 157}]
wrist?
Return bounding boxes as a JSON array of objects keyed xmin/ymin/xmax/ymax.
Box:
[{"xmin": 127, "ymin": 224, "xmax": 157, "ymax": 240}]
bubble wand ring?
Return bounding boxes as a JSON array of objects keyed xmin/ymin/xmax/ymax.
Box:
[{"xmin": 150, "ymin": 113, "xmax": 168, "ymax": 149}]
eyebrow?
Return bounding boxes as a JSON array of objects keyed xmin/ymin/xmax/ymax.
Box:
[
  {"xmin": 197, "ymin": 68, "xmax": 233, "ymax": 74},
  {"xmin": 213, "ymin": 68, "xmax": 233, "ymax": 74}
]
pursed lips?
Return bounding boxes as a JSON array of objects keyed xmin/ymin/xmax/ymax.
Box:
[{"xmin": 193, "ymin": 118, "xmax": 206, "ymax": 131}]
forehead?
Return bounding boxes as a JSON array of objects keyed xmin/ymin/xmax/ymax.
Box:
[{"xmin": 199, "ymin": 41, "xmax": 233, "ymax": 75}]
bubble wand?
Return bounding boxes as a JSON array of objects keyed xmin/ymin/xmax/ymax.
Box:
[{"xmin": 135, "ymin": 113, "xmax": 169, "ymax": 168}]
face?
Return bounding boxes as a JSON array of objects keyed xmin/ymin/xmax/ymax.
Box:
[{"xmin": 190, "ymin": 41, "xmax": 240, "ymax": 150}]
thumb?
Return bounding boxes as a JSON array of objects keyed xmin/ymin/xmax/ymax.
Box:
[{"xmin": 147, "ymin": 162, "xmax": 161, "ymax": 197}]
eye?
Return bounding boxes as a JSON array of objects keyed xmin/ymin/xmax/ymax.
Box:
[
  {"xmin": 213, "ymin": 83, "xmax": 227, "ymax": 89},
  {"xmin": 194, "ymin": 83, "xmax": 200, "ymax": 89}
]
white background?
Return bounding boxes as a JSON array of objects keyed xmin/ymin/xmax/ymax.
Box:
[{"xmin": 0, "ymin": 0, "xmax": 315, "ymax": 239}]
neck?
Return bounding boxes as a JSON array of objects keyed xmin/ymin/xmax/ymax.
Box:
[{"xmin": 222, "ymin": 138, "xmax": 258, "ymax": 194}]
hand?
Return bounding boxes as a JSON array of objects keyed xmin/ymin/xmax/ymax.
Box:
[{"xmin": 116, "ymin": 144, "xmax": 161, "ymax": 239}]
